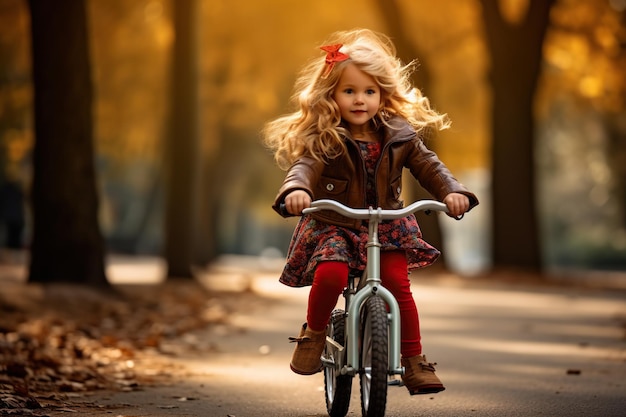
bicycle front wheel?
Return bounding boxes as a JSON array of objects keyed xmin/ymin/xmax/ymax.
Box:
[{"xmin": 359, "ymin": 296, "xmax": 388, "ymax": 417}]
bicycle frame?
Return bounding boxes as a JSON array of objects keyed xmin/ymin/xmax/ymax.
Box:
[{"xmin": 303, "ymin": 199, "xmax": 449, "ymax": 378}]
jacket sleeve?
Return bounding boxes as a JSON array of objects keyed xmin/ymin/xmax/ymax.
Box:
[
  {"xmin": 407, "ymin": 139, "xmax": 479, "ymax": 210},
  {"xmin": 272, "ymin": 155, "xmax": 325, "ymax": 217}
]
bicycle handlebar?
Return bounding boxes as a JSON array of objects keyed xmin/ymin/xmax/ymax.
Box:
[{"xmin": 302, "ymin": 199, "xmax": 449, "ymax": 220}]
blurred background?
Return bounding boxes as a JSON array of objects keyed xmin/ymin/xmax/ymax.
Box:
[{"xmin": 0, "ymin": 0, "xmax": 625, "ymax": 284}]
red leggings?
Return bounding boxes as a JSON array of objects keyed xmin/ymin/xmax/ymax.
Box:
[{"xmin": 306, "ymin": 251, "xmax": 422, "ymax": 357}]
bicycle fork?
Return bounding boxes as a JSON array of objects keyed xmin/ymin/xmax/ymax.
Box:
[
  {"xmin": 340, "ymin": 212, "xmax": 404, "ymax": 378},
  {"xmin": 341, "ymin": 284, "xmax": 403, "ymax": 377}
]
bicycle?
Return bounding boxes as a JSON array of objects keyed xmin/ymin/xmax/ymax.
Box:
[{"xmin": 301, "ymin": 199, "xmax": 450, "ymax": 417}]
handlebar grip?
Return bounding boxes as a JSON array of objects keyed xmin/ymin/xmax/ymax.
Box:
[{"xmin": 278, "ymin": 203, "xmax": 291, "ymax": 217}]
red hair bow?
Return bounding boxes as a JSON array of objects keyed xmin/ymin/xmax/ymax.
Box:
[{"xmin": 320, "ymin": 44, "xmax": 349, "ymax": 78}]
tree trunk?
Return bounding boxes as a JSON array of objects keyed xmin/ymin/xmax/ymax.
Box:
[
  {"xmin": 164, "ymin": 0, "xmax": 199, "ymax": 279},
  {"xmin": 606, "ymin": 114, "xmax": 626, "ymax": 228},
  {"xmin": 606, "ymin": 12, "xmax": 626, "ymax": 228},
  {"xmin": 481, "ymin": 0, "xmax": 554, "ymax": 271},
  {"xmin": 28, "ymin": 0, "xmax": 108, "ymax": 285}
]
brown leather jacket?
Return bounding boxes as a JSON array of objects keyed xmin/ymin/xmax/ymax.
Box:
[{"xmin": 272, "ymin": 117, "xmax": 479, "ymax": 229}]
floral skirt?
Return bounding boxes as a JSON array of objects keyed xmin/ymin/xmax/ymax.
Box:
[{"xmin": 279, "ymin": 214, "xmax": 440, "ymax": 287}]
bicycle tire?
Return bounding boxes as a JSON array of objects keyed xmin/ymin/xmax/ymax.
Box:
[
  {"xmin": 324, "ymin": 309, "xmax": 352, "ymax": 417},
  {"xmin": 359, "ymin": 296, "xmax": 388, "ymax": 417}
]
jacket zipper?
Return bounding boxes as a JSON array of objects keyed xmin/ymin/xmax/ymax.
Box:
[{"xmin": 347, "ymin": 130, "xmax": 412, "ymax": 208}]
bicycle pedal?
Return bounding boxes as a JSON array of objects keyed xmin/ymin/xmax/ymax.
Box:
[
  {"xmin": 388, "ymin": 378, "xmax": 404, "ymax": 387},
  {"xmin": 325, "ymin": 336, "xmax": 344, "ymax": 351}
]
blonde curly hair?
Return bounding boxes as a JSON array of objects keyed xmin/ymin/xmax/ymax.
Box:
[{"xmin": 263, "ymin": 28, "xmax": 450, "ymax": 171}]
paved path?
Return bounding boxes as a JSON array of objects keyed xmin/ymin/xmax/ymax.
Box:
[{"xmin": 53, "ymin": 256, "xmax": 626, "ymax": 417}]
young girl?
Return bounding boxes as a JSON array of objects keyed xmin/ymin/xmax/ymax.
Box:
[{"xmin": 263, "ymin": 28, "xmax": 478, "ymax": 395}]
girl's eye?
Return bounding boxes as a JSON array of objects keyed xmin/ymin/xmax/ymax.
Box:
[
  {"xmin": 366, "ymin": 89, "xmax": 376, "ymax": 95},
  {"xmin": 344, "ymin": 88, "xmax": 353, "ymax": 94}
]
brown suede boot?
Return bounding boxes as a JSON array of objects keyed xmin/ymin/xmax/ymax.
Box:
[
  {"xmin": 288, "ymin": 323, "xmax": 326, "ymax": 375},
  {"xmin": 401, "ymin": 355, "xmax": 445, "ymax": 395}
]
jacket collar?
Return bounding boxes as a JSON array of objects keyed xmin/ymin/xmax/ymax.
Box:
[{"xmin": 381, "ymin": 116, "xmax": 416, "ymax": 145}]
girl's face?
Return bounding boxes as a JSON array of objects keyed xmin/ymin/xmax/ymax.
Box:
[{"xmin": 333, "ymin": 63, "xmax": 381, "ymax": 133}]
